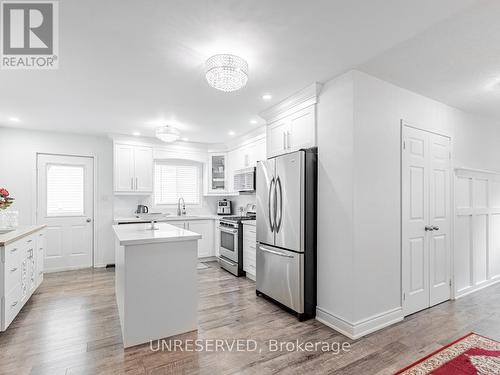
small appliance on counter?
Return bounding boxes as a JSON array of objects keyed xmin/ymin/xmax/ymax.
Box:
[
  {"xmin": 135, "ymin": 205, "xmax": 148, "ymax": 214},
  {"xmin": 217, "ymin": 199, "xmax": 232, "ymax": 215}
]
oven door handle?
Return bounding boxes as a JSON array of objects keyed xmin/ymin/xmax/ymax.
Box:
[{"xmin": 220, "ymin": 227, "xmax": 238, "ymax": 234}]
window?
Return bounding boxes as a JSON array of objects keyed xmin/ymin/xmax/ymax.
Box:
[
  {"xmin": 154, "ymin": 160, "xmax": 202, "ymax": 205},
  {"xmin": 46, "ymin": 164, "xmax": 85, "ymax": 216}
]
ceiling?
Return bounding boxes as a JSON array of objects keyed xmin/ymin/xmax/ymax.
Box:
[
  {"xmin": 0, "ymin": 0, "xmax": 484, "ymax": 143},
  {"xmin": 360, "ymin": 0, "xmax": 500, "ymax": 120}
]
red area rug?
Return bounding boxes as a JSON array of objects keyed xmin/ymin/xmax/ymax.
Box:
[{"xmin": 395, "ymin": 333, "xmax": 500, "ymax": 374}]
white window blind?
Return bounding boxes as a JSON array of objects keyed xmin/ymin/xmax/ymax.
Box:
[
  {"xmin": 46, "ymin": 164, "xmax": 85, "ymax": 216},
  {"xmin": 154, "ymin": 160, "xmax": 201, "ymax": 205}
]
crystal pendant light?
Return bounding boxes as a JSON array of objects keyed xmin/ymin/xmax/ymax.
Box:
[
  {"xmin": 155, "ymin": 125, "xmax": 180, "ymax": 143},
  {"xmin": 205, "ymin": 54, "xmax": 249, "ymax": 92}
]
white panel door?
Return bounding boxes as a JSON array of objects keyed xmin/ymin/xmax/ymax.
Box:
[
  {"xmin": 133, "ymin": 146, "xmax": 153, "ymax": 192},
  {"xmin": 37, "ymin": 154, "xmax": 94, "ymax": 272},
  {"xmin": 402, "ymin": 126, "xmax": 430, "ymax": 315},
  {"xmin": 402, "ymin": 125, "xmax": 451, "ymax": 316},
  {"xmin": 428, "ymin": 133, "xmax": 451, "ymax": 306}
]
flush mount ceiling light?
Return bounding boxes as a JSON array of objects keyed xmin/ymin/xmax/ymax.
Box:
[
  {"xmin": 205, "ymin": 54, "xmax": 248, "ymax": 92},
  {"xmin": 155, "ymin": 125, "xmax": 180, "ymax": 143}
]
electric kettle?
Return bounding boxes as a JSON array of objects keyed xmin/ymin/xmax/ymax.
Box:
[{"xmin": 135, "ymin": 205, "xmax": 149, "ymax": 214}]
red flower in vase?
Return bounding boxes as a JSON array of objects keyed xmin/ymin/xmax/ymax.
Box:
[{"xmin": 0, "ymin": 188, "xmax": 9, "ymax": 197}]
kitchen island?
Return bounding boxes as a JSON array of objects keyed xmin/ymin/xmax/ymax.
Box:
[{"xmin": 112, "ymin": 222, "xmax": 201, "ymax": 348}]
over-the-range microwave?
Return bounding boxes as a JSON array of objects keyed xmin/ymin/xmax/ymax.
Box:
[{"xmin": 233, "ymin": 167, "xmax": 256, "ymax": 192}]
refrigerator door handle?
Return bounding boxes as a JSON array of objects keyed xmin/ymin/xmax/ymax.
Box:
[
  {"xmin": 276, "ymin": 176, "xmax": 283, "ymax": 233},
  {"xmin": 258, "ymin": 245, "xmax": 294, "ymax": 258},
  {"xmin": 268, "ymin": 177, "xmax": 276, "ymax": 232}
]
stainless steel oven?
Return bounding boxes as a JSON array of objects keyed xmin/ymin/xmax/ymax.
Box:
[{"xmin": 219, "ymin": 221, "xmax": 239, "ymax": 263}]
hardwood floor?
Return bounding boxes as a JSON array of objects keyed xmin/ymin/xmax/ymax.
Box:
[{"xmin": 1, "ymin": 262, "xmax": 500, "ymax": 375}]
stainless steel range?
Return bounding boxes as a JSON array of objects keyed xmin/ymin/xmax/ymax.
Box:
[{"xmin": 218, "ymin": 210, "xmax": 255, "ymax": 276}]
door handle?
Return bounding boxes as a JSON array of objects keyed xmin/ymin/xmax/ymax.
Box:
[
  {"xmin": 268, "ymin": 177, "xmax": 276, "ymax": 232},
  {"xmin": 86, "ymin": 218, "xmax": 92, "ymax": 223},
  {"xmin": 259, "ymin": 245, "xmax": 293, "ymax": 258},
  {"xmin": 425, "ymin": 225, "xmax": 434, "ymax": 231},
  {"xmin": 275, "ymin": 176, "xmax": 283, "ymax": 233},
  {"xmin": 282, "ymin": 132, "xmax": 286, "ymax": 150},
  {"xmin": 432, "ymin": 226, "xmax": 440, "ymax": 231}
]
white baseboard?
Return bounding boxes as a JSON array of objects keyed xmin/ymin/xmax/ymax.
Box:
[
  {"xmin": 316, "ymin": 306, "xmax": 403, "ymax": 340},
  {"xmin": 455, "ymin": 277, "xmax": 500, "ymax": 299}
]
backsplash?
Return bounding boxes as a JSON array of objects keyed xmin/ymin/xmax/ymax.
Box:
[{"xmin": 113, "ymin": 194, "xmax": 255, "ymax": 218}]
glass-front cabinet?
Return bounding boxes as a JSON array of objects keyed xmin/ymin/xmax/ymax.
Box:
[{"xmin": 208, "ymin": 153, "xmax": 227, "ymax": 193}]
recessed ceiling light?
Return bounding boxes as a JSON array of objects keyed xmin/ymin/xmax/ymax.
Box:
[
  {"xmin": 262, "ymin": 94, "xmax": 272, "ymax": 100},
  {"xmin": 8, "ymin": 117, "xmax": 20, "ymax": 122},
  {"xmin": 132, "ymin": 131, "xmax": 141, "ymax": 136},
  {"xmin": 250, "ymin": 119, "xmax": 258, "ymax": 124},
  {"xmin": 228, "ymin": 131, "xmax": 235, "ymax": 136},
  {"xmin": 182, "ymin": 137, "xmax": 189, "ymax": 142}
]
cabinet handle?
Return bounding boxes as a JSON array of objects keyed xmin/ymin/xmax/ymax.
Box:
[
  {"xmin": 131, "ymin": 178, "xmax": 134, "ymax": 190},
  {"xmin": 10, "ymin": 248, "xmax": 17, "ymax": 253},
  {"xmin": 283, "ymin": 132, "xmax": 286, "ymax": 150},
  {"xmin": 136, "ymin": 177, "xmax": 138, "ymax": 190},
  {"xmin": 10, "ymin": 267, "xmax": 17, "ymax": 272},
  {"xmin": 11, "ymin": 301, "xmax": 18, "ymax": 308},
  {"xmin": 287, "ymin": 131, "xmax": 291, "ymax": 149},
  {"xmin": 27, "ymin": 239, "xmax": 32, "ymax": 243}
]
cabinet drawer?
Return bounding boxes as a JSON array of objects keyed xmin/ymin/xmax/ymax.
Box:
[
  {"xmin": 5, "ymin": 261, "xmax": 21, "ymax": 295},
  {"xmin": 4, "ymin": 242, "xmax": 21, "ymax": 271},
  {"xmin": 4, "ymin": 284, "xmax": 22, "ymax": 329}
]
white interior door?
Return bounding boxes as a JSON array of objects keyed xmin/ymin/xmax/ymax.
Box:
[
  {"xmin": 37, "ymin": 154, "xmax": 94, "ymax": 272},
  {"xmin": 402, "ymin": 125, "xmax": 451, "ymax": 316}
]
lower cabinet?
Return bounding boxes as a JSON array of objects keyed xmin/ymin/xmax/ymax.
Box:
[
  {"xmin": 1, "ymin": 228, "xmax": 45, "ymax": 331},
  {"xmin": 242, "ymin": 224, "xmax": 256, "ymax": 280},
  {"xmin": 164, "ymin": 219, "xmax": 215, "ymax": 258}
]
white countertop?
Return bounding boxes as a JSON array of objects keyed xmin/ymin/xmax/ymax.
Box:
[
  {"xmin": 113, "ymin": 222, "xmax": 202, "ymax": 246},
  {"xmin": 0, "ymin": 225, "xmax": 46, "ymax": 246},
  {"xmin": 113, "ymin": 214, "xmax": 219, "ymax": 224}
]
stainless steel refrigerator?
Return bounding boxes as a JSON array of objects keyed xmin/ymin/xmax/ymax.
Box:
[{"xmin": 256, "ymin": 148, "xmax": 317, "ymax": 320}]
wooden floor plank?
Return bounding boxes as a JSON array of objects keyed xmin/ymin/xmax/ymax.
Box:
[{"xmin": 0, "ymin": 262, "xmax": 499, "ymax": 374}]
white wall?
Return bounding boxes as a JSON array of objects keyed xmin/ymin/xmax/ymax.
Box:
[
  {"xmin": 316, "ymin": 70, "xmax": 500, "ymax": 338},
  {"xmin": 0, "ymin": 127, "xmax": 114, "ymax": 266}
]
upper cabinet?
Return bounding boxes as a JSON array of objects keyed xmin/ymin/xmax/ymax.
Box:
[
  {"xmin": 260, "ymin": 82, "xmax": 322, "ymax": 158},
  {"xmin": 114, "ymin": 143, "xmax": 153, "ymax": 194},
  {"xmin": 207, "ymin": 153, "xmax": 228, "ymax": 194}
]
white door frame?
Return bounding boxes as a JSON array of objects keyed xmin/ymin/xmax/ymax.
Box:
[
  {"xmin": 400, "ymin": 120, "xmax": 455, "ymax": 315},
  {"xmin": 35, "ymin": 152, "xmax": 96, "ymax": 269}
]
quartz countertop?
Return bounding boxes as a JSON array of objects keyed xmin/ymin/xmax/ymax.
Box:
[
  {"xmin": 113, "ymin": 215, "xmax": 219, "ymax": 224},
  {"xmin": 113, "ymin": 222, "xmax": 202, "ymax": 246},
  {"xmin": 0, "ymin": 225, "xmax": 47, "ymax": 246}
]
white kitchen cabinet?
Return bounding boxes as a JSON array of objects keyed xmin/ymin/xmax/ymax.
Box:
[
  {"xmin": 207, "ymin": 153, "xmax": 228, "ymax": 194},
  {"xmin": 114, "ymin": 143, "xmax": 153, "ymax": 193},
  {"xmin": 266, "ymin": 105, "xmax": 316, "ymax": 158},
  {"xmin": 164, "ymin": 219, "xmax": 214, "ymax": 258},
  {"xmin": 242, "ymin": 223, "xmax": 256, "ymax": 280},
  {"xmin": 1, "ymin": 227, "xmax": 45, "ymax": 331},
  {"xmin": 187, "ymin": 220, "xmax": 214, "ymax": 258}
]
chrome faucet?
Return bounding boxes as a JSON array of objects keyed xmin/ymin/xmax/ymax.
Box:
[{"xmin": 177, "ymin": 197, "xmax": 186, "ymax": 216}]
